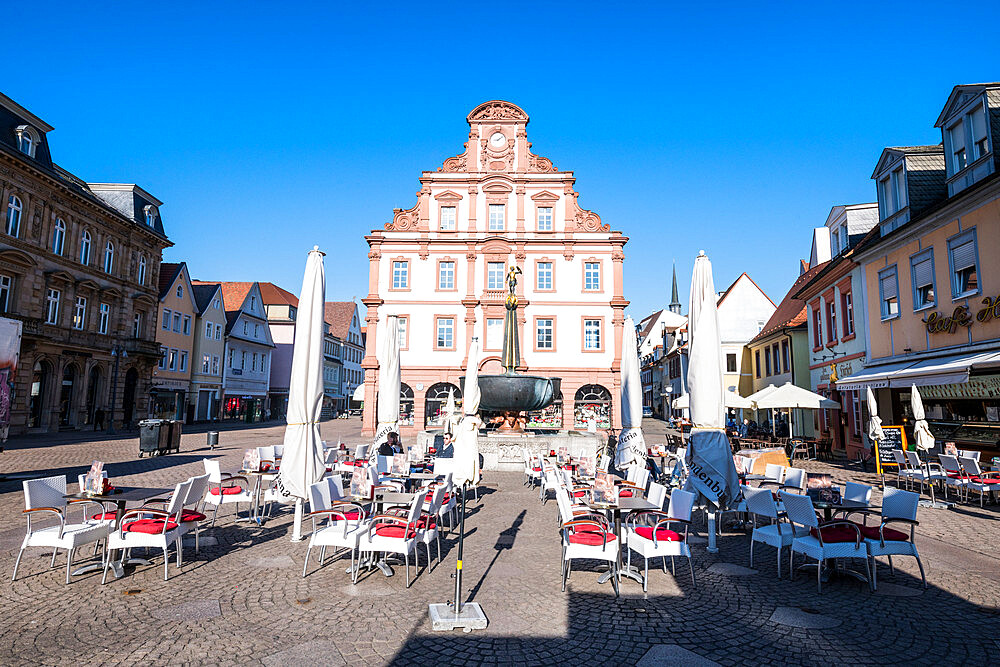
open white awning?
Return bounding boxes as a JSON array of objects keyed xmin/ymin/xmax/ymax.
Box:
[
  {"xmin": 836, "ymin": 350, "xmax": 1000, "ymax": 391},
  {"xmin": 755, "ymin": 382, "xmax": 840, "ymax": 410},
  {"xmin": 352, "ymin": 384, "xmax": 365, "ymax": 402}
]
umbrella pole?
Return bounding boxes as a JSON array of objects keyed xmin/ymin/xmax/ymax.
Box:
[
  {"xmin": 291, "ymin": 498, "xmax": 305, "ymax": 542},
  {"xmin": 454, "ymin": 483, "xmax": 466, "ymax": 613},
  {"xmin": 428, "ymin": 481, "xmax": 487, "ymax": 631}
]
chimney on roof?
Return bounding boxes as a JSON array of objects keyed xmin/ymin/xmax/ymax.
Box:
[{"xmin": 669, "ymin": 261, "xmax": 681, "ymax": 315}]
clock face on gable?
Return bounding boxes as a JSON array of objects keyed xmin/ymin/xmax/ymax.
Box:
[{"xmin": 489, "ymin": 132, "xmax": 507, "ymax": 149}]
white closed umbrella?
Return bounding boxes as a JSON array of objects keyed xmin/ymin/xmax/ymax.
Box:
[
  {"xmin": 373, "ymin": 315, "xmax": 401, "ymax": 454},
  {"xmin": 684, "ymin": 251, "xmax": 740, "ymax": 553},
  {"xmin": 911, "ymin": 383, "xmax": 944, "ymax": 506},
  {"xmin": 452, "ymin": 338, "xmax": 482, "ymax": 487},
  {"xmin": 616, "ymin": 316, "xmax": 647, "ymax": 474},
  {"xmin": 275, "ymin": 246, "xmax": 326, "ymax": 542},
  {"xmin": 443, "ymin": 387, "xmax": 457, "ymax": 436},
  {"xmin": 866, "ymin": 386, "xmax": 884, "ymax": 447}
]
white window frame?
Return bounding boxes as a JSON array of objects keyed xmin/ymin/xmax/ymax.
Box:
[
  {"xmin": 488, "ymin": 204, "xmax": 505, "ymax": 232},
  {"xmin": 98, "ymin": 303, "xmax": 110, "ymax": 335},
  {"xmin": 73, "ymin": 296, "xmax": 87, "ymax": 330},
  {"xmin": 438, "ymin": 261, "xmax": 455, "ymax": 290},
  {"xmin": 392, "ymin": 261, "xmax": 409, "ymax": 289},
  {"xmin": 536, "ymin": 318, "xmax": 554, "ymax": 350},
  {"xmin": 436, "ymin": 317, "xmax": 455, "ymax": 349},
  {"xmin": 6, "ymin": 195, "xmax": 22, "ymax": 237},
  {"xmin": 52, "ymin": 218, "xmax": 65, "ymax": 255},
  {"xmin": 80, "ymin": 231, "xmax": 91, "ymax": 265},
  {"xmin": 537, "ymin": 206, "xmax": 553, "ymax": 231},
  {"xmin": 584, "ymin": 262, "xmax": 601, "ymax": 291},
  {"xmin": 205, "ymin": 321, "xmax": 213, "ymax": 337},
  {"xmin": 168, "ymin": 349, "xmax": 178, "ymax": 371},
  {"xmin": 215, "ymin": 323, "xmax": 222, "ymax": 340},
  {"xmin": 909, "ymin": 248, "xmax": 936, "ymax": 311},
  {"xmin": 212, "ymin": 355, "xmax": 220, "ymax": 375},
  {"xmin": 947, "ymin": 228, "xmax": 980, "ymax": 299},
  {"xmin": 487, "ymin": 262, "xmax": 505, "ymax": 290},
  {"xmin": 0, "ymin": 274, "xmax": 11, "ymax": 312},
  {"xmin": 537, "ymin": 262, "xmax": 553, "ymax": 290},
  {"xmin": 878, "ymin": 265, "xmax": 900, "ymax": 321},
  {"xmin": 137, "ymin": 255, "xmax": 146, "ymax": 285},
  {"xmin": 133, "ymin": 312, "xmax": 143, "ymax": 338},
  {"xmin": 162, "ymin": 308, "xmax": 171, "ymax": 330},
  {"xmin": 583, "ymin": 318, "xmax": 601, "ymax": 351},
  {"xmin": 440, "ymin": 206, "xmax": 456, "ymax": 231},
  {"xmin": 172, "ymin": 312, "xmax": 181, "ymax": 332},
  {"xmin": 103, "ymin": 241, "xmax": 114, "ymax": 274},
  {"xmin": 45, "ymin": 289, "xmax": 60, "ymax": 325}
]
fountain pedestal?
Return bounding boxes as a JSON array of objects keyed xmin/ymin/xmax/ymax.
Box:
[{"xmin": 417, "ymin": 429, "xmax": 602, "ymax": 471}]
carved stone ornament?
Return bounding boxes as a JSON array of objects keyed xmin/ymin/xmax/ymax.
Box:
[
  {"xmin": 368, "ymin": 248, "xmax": 382, "ymax": 260},
  {"xmin": 525, "ymin": 141, "xmax": 557, "ymax": 172},
  {"xmin": 612, "ymin": 247, "xmax": 625, "ymax": 261},
  {"xmin": 468, "ymin": 101, "xmax": 528, "ymax": 122},
  {"xmin": 386, "ymin": 203, "xmax": 419, "ymax": 231},
  {"xmin": 439, "ymin": 143, "xmax": 470, "ymax": 172},
  {"xmin": 418, "ymin": 243, "xmax": 429, "ymax": 260}
]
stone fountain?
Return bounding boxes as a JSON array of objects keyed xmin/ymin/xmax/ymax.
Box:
[{"xmin": 418, "ymin": 266, "xmax": 601, "ymax": 470}]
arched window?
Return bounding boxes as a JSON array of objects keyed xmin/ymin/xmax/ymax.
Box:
[
  {"xmin": 137, "ymin": 255, "xmax": 147, "ymax": 285},
  {"xmin": 423, "ymin": 382, "xmax": 462, "ymax": 428},
  {"xmin": 52, "ymin": 218, "xmax": 66, "ymax": 255},
  {"xmin": 5, "ymin": 195, "xmax": 21, "ymax": 237},
  {"xmin": 103, "ymin": 241, "xmax": 114, "ymax": 274},
  {"xmin": 399, "ymin": 383, "xmax": 414, "ymax": 426},
  {"xmin": 15, "ymin": 125, "xmax": 39, "ymax": 158},
  {"xmin": 80, "ymin": 231, "xmax": 92, "ymax": 265},
  {"xmin": 574, "ymin": 384, "xmax": 612, "ymax": 429},
  {"xmin": 143, "ymin": 204, "xmax": 157, "ymax": 227}
]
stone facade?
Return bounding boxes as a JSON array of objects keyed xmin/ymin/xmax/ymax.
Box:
[{"xmin": 0, "ymin": 93, "xmax": 169, "ymax": 433}]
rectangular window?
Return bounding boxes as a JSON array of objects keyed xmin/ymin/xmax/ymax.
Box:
[
  {"xmin": 584, "ymin": 262, "xmax": 601, "ymax": 291},
  {"xmin": 183, "ymin": 315, "xmax": 191, "ymax": 335},
  {"xmin": 948, "ymin": 120, "xmax": 966, "ymax": 173},
  {"xmin": 133, "ymin": 312, "xmax": 143, "ymax": 338},
  {"xmin": 438, "ymin": 261, "xmax": 455, "ymax": 290},
  {"xmin": 726, "ymin": 353, "xmax": 737, "ymax": 373},
  {"xmin": 754, "ymin": 350, "xmax": 761, "ymax": 378},
  {"xmin": 536, "ymin": 318, "xmax": 554, "ymax": 350},
  {"xmin": 812, "ymin": 307, "xmax": 822, "ymax": 348},
  {"xmin": 537, "ymin": 206, "xmax": 553, "ymax": 231},
  {"xmin": 98, "ymin": 303, "xmax": 110, "ymax": 335},
  {"xmin": 252, "ymin": 352, "xmax": 257, "ymax": 371},
  {"xmin": 205, "ymin": 322, "xmax": 212, "ymax": 337},
  {"xmin": 772, "ymin": 343, "xmax": 780, "ymax": 375},
  {"xmin": 826, "ymin": 300, "xmax": 837, "ymax": 343},
  {"xmin": 228, "ymin": 348, "xmax": 234, "ymax": 368},
  {"xmin": 842, "ymin": 292, "xmax": 854, "ymax": 336},
  {"xmin": 436, "ymin": 317, "xmax": 454, "ymax": 349},
  {"xmin": 168, "ymin": 349, "xmax": 177, "ymax": 371},
  {"xmin": 879, "ymin": 167, "xmax": 907, "ymax": 217},
  {"xmin": 215, "ymin": 324, "xmax": 222, "ymax": 340},
  {"xmin": 212, "ymin": 355, "xmax": 220, "ymax": 375},
  {"xmin": 583, "ymin": 319, "xmax": 601, "ymax": 350},
  {"xmin": 392, "ymin": 261, "xmax": 408, "ymax": 289},
  {"xmin": 487, "ymin": 262, "xmax": 505, "ymax": 290},
  {"xmin": 159, "ymin": 348, "xmax": 167, "ymax": 370},
  {"xmin": 488, "ymin": 204, "xmax": 505, "ymax": 232},
  {"xmin": 971, "ymin": 103, "xmax": 989, "ymax": 160},
  {"xmin": 910, "ymin": 249, "xmax": 936, "ymax": 310},
  {"xmin": 0, "ymin": 275, "xmax": 11, "ymax": 312},
  {"xmin": 764, "ymin": 347, "xmax": 771, "ymax": 376},
  {"xmin": 536, "ymin": 262, "xmax": 553, "ymax": 290},
  {"xmin": 202, "ymin": 354, "xmax": 210, "ymax": 373},
  {"xmin": 73, "ymin": 296, "xmax": 87, "ymax": 330},
  {"xmin": 162, "ymin": 308, "xmax": 171, "ymax": 330},
  {"xmin": 243, "ymin": 321, "xmax": 248, "ymax": 335},
  {"xmin": 781, "ymin": 340, "xmax": 789, "ymax": 373},
  {"xmin": 879, "ymin": 266, "xmax": 900, "ymax": 320},
  {"xmin": 485, "ymin": 318, "xmax": 503, "ymax": 350},
  {"xmin": 172, "ymin": 312, "xmax": 181, "ymax": 332},
  {"xmin": 241, "ymin": 351, "xmax": 247, "ymax": 370},
  {"xmin": 45, "ymin": 289, "xmax": 60, "ymax": 325},
  {"xmin": 440, "ymin": 206, "xmax": 456, "ymax": 231},
  {"xmin": 179, "ymin": 351, "xmax": 188, "ymax": 372},
  {"xmin": 851, "ymin": 391, "xmax": 862, "ymax": 437},
  {"xmin": 397, "ymin": 316, "xmax": 408, "ymax": 349},
  {"xmin": 948, "ymin": 229, "xmax": 979, "ymax": 298}
]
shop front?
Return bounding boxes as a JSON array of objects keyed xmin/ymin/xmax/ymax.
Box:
[
  {"xmin": 149, "ymin": 379, "xmax": 188, "ymax": 421},
  {"xmin": 223, "ymin": 394, "xmax": 266, "ymax": 423}
]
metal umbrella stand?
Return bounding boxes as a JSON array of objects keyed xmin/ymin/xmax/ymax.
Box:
[{"xmin": 428, "ymin": 483, "xmax": 486, "ymax": 631}]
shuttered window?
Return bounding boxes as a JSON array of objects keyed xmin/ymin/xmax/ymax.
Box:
[
  {"xmin": 948, "ymin": 229, "xmax": 979, "ymax": 297},
  {"xmin": 879, "ymin": 266, "xmax": 899, "ymax": 320},
  {"xmin": 910, "ymin": 249, "xmax": 935, "ymax": 310}
]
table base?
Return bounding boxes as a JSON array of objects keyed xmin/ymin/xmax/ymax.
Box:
[{"xmin": 596, "ymin": 564, "xmax": 644, "ymax": 585}]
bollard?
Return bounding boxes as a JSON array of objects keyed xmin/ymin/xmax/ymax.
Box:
[{"xmin": 207, "ymin": 431, "xmax": 219, "ymax": 449}]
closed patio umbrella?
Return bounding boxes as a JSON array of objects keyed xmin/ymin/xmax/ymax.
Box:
[
  {"xmin": 911, "ymin": 383, "xmax": 945, "ymax": 507},
  {"xmin": 274, "ymin": 246, "xmax": 326, "ymax": 542},
  {"xmin": 866, "ymin": 386, "xmax": 884, "ymax": 446},
  {"xmin": 443, "ymin": 387, "xmax": 457, "ymax": 436},
  {"xmin": 373, "ymin": 315, "xmax": 401, "ymax": 455},
  {"xmin": 684, "ymin": 251, "xmax": 740, "ymax": 553},
  {"xmin": 616, "ymin": 315, "xmax": 646, "ymax": 474}
]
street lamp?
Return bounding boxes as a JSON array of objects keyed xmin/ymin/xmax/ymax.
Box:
[{"xmin": 107, "ymin": 342, "xmax": 127, "ymax": 435}]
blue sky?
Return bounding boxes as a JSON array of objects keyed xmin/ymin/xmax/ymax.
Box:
[{"xmin": 4, "ymin": 3, "xmax": 1000, "ymax": 320}]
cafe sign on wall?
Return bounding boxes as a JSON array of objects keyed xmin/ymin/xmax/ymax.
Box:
[
  {"xmin": 919, "ymin": 374, "xmax": 1000, "ymax": 400},
  {"xmin": 924, "ymin": 296, "xmax": 1000, "ymax": 334}
]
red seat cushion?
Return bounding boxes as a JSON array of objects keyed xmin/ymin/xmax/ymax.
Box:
[
  {"xmin": 416, "ymin": 516, "xmax": 436, "ymax": 529},
  {"xmin": 209, "ymin": 485, "xmax": 243, "ymax": 496},
  {"xmin": 91, "ymin": 512, "xmax": 117, "ymax": 521},
  {"xmin": 532, "ymin": 467, "xmax": 542, "ymax": 472},
  {"xmin": 330, "ymin": 510, "xmax": 362, "ymax": 521},
  {"xmin": 573, "ymin": 490, "xmax": 587, "ymax": 498},
  {"xmin": 180, "ymin": 510, "xmax": 207, "ymax": 522},
  {"xmin": 859, "ymin": 524, "xmax": 909, "ymax": 542},
  {"xmin": 634, "ymin": 526, "xmax": 684, "ymax": 542},
  {"xmin": 809, "ymin": 525, "xmax": 860, "ymax": 543},
  {"xmin": 619, "ymin": 489, "xmax": 634, "ymax": 498},
  {"xmin": 374, "ymin": 524, "xmax": 416, "ymax": 539},
  {"xmin": 425, "ymin": 492, "xmax": 451, "ymax": 503},
  {"xmin": 124, "ymin": 518, "xmax": 179, "ymax": 534},
  {"xmin": 568, "ymin": 530, "xmax": 616, "ymax": 546},
  {"xmin": 947, "ymin": 473, "xmax": 975, "ymax": 480}
]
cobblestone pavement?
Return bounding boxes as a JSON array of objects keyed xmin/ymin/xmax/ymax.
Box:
[{"xmin": 1, "ymin": 419, "xmax": 998, "ymax": 665}]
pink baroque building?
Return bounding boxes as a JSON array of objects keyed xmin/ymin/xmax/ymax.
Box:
[{"xmin": 362, "ymin": 101, "xmax": 629, "ymax": 437}]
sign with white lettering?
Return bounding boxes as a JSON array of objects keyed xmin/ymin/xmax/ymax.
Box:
[{"xmin": 918, "ymin": 374, "xmax": 1000, "ymax": 400}]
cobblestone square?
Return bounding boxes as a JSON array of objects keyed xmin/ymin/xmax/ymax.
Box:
[{"xmin": 1, "ymin": 420, "xmax": 998, "ymax": 666}]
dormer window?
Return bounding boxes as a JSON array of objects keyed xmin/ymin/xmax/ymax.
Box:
[
  {"xmin": 14, "ymin": 125, "xmax": 39, "ymax": 158},
  {"xmin": 878, "ymin": 166, "xmax": 906, "ymax": 219},
  {"xmin": 143, "ymin": 204, "xmax": 158, "ymax": 227}
]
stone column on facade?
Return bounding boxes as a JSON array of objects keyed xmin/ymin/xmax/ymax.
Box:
[
  {"xmin": 562, "ymin": 384, "xmax": 576, "ymax": 432},
  {"xmin": 515, "ymin": 185, "xmax": 526, "ymax": 236},
  {"xmin": 467, "ymin": 186, "xmax": 478, "ymax": 232}
]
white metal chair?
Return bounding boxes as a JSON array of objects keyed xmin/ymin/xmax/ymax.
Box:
[
  {"xmin": 180, "ymin": 474, "xmax": 211, "ymax": 552},
  {"xmin": 763, "ymin": 463, "xmax": 785, "ymax": 485},
  {"xmin": 958, "ymin": 456, "xmax": 1000, "ymax": 506},
  {"xmin": 539, "ymin": 463, "xmax": 561, "ymax": 503},
  {"xmin": 843, "ymin": 481, "xmax": 873, "ymax": 505},
  {"xmin": 937, "ymin": 454, "xmax": 971, "ymax": 499},
  {"xmin": 103, "ymin": 480, "xmax": 190, "ymax": 583},
  {"xmin": 302, "ymin": 479, "xmax": 368, "ymax": 578},
  {"xmin": 414, "ymin": 486, "xmax": 445, "ymax": 566},
  {"xmin": 781, "ymin": 490, "xmax": 871, "ymax": 593},
  {"xmin": 624, "ymin": 488, "xmax": 696, "ymax": 590},
  {"xmin": 561, "ymin": 512, "xmax": 620, "ymax": 597},
  {"xmin": 862, "ymin": 487, "xmax": 926, "ymax": 590},
  {"xmin": 779, "ymin": 468, "xmax": 806, "ymax": 493},
  {"xmin": 743, "ymin": 485, "xmax": 807, "ymax": 578},
  {"xmin": 891, "ymin": 450, "xmax": 920, "ymax": 490},
  {"xmin": 12, "ymin": 475, "xmax": 110, "ymax": 584},
  {"xmin": 359, "ymin": 494, "xmax": 423, "ymax": 587},
  {"xmin": 202, "ymin": 459, "xmax": 253, "ymax": 526},
  {"xmin": 647, "ymin": 481, "xmax": 668, "ymax": 511}
]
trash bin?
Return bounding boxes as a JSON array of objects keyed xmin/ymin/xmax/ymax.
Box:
[
  {"xmin": 207, "ymin": 431, "xmax": 219, "ymax": 449},
  {"xmin": 138, "ymin": 419, "xmax": 167, "ymax": 457},
  {"xmin": 164, "ymin": 420, "xmax": 182, "ymax": 454}
]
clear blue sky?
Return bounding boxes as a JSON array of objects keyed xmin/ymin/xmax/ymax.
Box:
[{"xmin": 4, "ymin": 3, "xmax": 999, "ymax": 320}]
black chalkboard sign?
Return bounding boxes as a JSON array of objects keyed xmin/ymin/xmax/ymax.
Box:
[{"xmin": 874, "ymin": 425, "xmax": 908, "ymax": 474}]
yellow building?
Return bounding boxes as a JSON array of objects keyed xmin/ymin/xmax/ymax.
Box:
[
  {"xmin": 841, "ymin": 83, "xmax": 1000, "ymax": 459},
  {"xmin": 152, "ymin": 262, "xmax": 197, "ymax": 420}
]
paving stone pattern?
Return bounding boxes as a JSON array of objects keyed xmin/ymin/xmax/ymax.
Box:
[{"xmin": 0, "ymin": 419, "xmax": 998, "ymax": 665}]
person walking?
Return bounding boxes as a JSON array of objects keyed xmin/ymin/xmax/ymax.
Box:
[{"xmin": 94, "ymin": 408, "xmax": 105, "ymax": 431}]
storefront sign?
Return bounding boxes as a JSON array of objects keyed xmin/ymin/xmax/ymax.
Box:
[
  {"xmin": 925, "ymin": 296, "xmax": 1000, "ymax": 334},
  {"xmin": 918, "ymin": 374, "xmax": 1000, "ymax": 400}
]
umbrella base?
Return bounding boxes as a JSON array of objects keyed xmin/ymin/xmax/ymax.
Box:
[
  {"xmin": 917, "ymin": 499, "xmax": 953, "ymax": 510},
  {"xmin": 428, "ymin": 602, "xmax": 488, "ymax": 632}
]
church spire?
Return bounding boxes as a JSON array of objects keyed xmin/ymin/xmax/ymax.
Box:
[{"xmin": 669, "ymin": 261, "xmax": 681, "ymax": 314}]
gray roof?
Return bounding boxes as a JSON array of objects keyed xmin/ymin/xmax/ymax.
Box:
[{"xmin": 192, "ymin": 283, "xmax": 221, "ymax": 314}]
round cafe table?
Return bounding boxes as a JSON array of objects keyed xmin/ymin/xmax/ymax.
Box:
[{"xmin": 591, "ymin": 496, "xmax": 658, "ymax": 586}]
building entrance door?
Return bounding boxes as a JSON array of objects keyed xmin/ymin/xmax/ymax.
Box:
[{"xmin": 59, "ymin": 365, "xmax": 77, "ymax": 427}]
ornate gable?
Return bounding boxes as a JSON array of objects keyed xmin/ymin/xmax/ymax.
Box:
[{"xmin": 467, "ymin": 101, "xmax": 528, "ymax": 122}]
